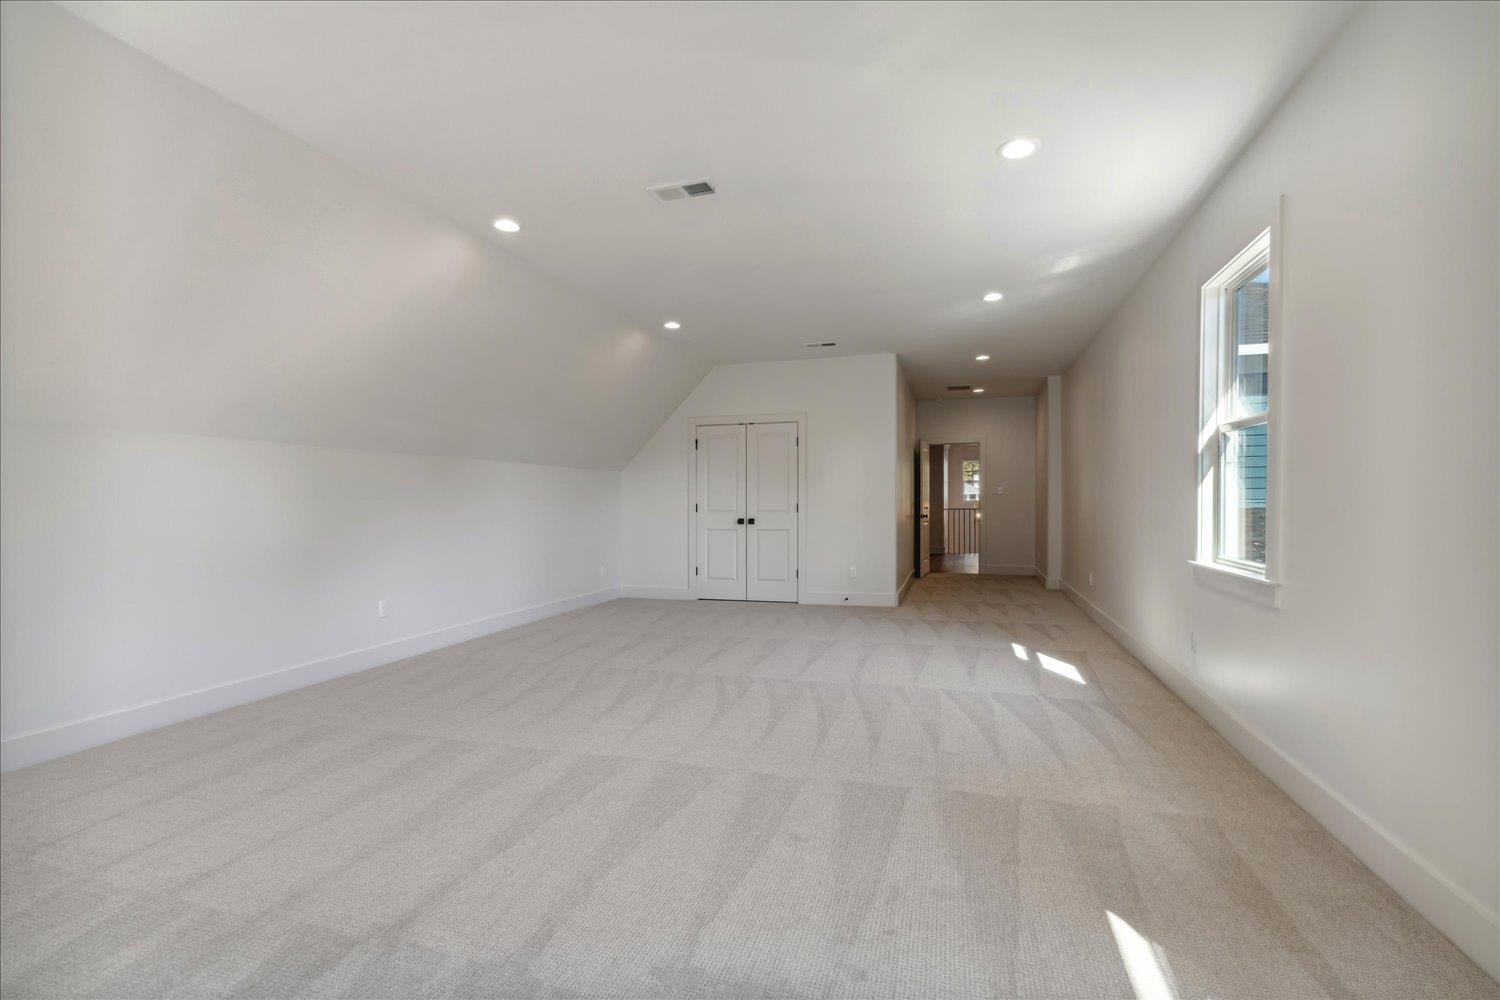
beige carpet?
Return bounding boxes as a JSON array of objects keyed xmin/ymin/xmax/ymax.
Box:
[{"xmin": 2, "ymin": 575, "xmax": 1494, "ymax": 999}]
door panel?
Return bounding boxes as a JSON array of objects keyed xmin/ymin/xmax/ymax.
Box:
[
  {"xmin": 918, "ymin": 440, "xmax": 931, "ymax": 577},
  {"xmin": 746, "ymin": 422, "xmax": 798, "ymax": 602},
  {"xmin": 693, "ymin": 424, "xmax": 746, "ymax": 599}
]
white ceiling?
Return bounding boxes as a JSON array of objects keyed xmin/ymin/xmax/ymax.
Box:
[{"xmin": 60, "ymin": 0, "xmax": 1356, "ymax": 399}]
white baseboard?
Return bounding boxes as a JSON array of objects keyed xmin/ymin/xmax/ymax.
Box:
[
  {"xmin": 0, "ymin": 586, "xmax": 623, "ymax": 774},
  {"xmin": 624, "ymin": 585, "xmax": 901, "ymax": 608},
  {"xmin": 1033, "ymin": 566, "xmax": 1063, "ymax": 590},
  {"xmin": 802, "ymin": 589, "xmax": 900, "ymax": 608},
  {"xmin": 1062, "ymin": 581, "xmax": 1500, "ymax": 980},
  {"xmin": 620, "ymin": 585, "xmax": 694, "ymax": 600},
  {"xmin": 898, "ymin": 571, "xmax": 915, "ymax": 602},
  {"xmin": 982, "ymin": 563, "xmax": 1036, "ymax": 576}
]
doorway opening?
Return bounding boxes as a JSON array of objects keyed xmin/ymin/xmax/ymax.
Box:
[{"xmin": 928, "ymin": 442, "xmax": 980, "ymax": 574}]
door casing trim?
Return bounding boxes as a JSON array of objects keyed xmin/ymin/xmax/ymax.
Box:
[{"xmin": 689, "ymin": 413, "xmax": 807, "ymax": 604}]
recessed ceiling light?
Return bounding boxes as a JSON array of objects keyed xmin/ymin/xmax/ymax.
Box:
[
  {"xmin": 997, "ymin": 137, "xmax": 1038, "ymax": 160},
  {"xmin": 492, "ymin": 217, "xmax": 521, "ymax": 233},
  {"xmin": 975, "ymin": 354, "xmax": 990, "ymax": 361},
  {"xmin": 663, "ymin": 321, "xmax": 681, "ymax": 330},
  {"xmin": 973, "ymin": 388, "xmax": 985, "ymax": 394},
  {"xmin": 983, "ymin": 291, "xmax": 1003, "ymax": 303}
]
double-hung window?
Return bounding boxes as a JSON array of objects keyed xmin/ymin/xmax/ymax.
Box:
[{"xmin": 1196, "ymin": 227, "xmax": 1278, "ymax": 604}]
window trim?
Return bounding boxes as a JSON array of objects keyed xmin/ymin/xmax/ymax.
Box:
[{"xmin": 1195, "ymin": 212, "xmax": 1282, "ymax": 608}]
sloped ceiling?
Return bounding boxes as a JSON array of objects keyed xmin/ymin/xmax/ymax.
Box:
[
  {"xmin": 53, "ymin": 0, "xmax": 1357, "ymax": 399},
  {"xmin": 0, "ymin": 2, "xmax": 711, "ymax": 469}
]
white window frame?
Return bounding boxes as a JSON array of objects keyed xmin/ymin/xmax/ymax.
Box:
[{"xmin": 1193, "ymin": 221, "xmax": 1281, "ymax": 608}]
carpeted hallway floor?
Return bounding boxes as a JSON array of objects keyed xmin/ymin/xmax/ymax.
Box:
[{"xmin": 1, "ymin": 575, "xmax": 1494, "ymax": 999}]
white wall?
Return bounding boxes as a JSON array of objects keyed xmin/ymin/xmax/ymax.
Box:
[
  {"xmin": 1062, "ymin": 1, "xmax": 1498, "ymax": 976},
  {"xmin": 621, "ymin": 354, "xmax": 902, "ymax": 606},
  {"xmin": 0, "ymin": 3, "xmax": 703, "ymax": 769},
  {"xmin": 1034, "ymin": 385, "xmax": 1049, "ymax": 577},
  {"xmin": 1045, "ymin": 376, "xmax": 1063, "ymax": 587},
  {"xmin": 917, "ymin": 397, "xmax": 1037, "ymax": 575},
  {"xmin": 0, "ymin": 3, "xmax": 708, "ymax": 468},
  {"xmin": 896, "ymin": 366, "xmax": 917, "ymax": 593},
  {"xmin": 0, "ymin": 422, "xmax": 621, "ymax": 770}
]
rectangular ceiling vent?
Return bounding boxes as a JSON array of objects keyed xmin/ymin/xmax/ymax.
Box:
[
  {"xmin": 804, "ymin": 341, "xmax": 837, "ymax": 348},
  {"xmin": 649, "ymin": 179, "xmax": 716, "ymax": 202},
  {"xmin": 946, "ymin": 385, "xmax": 973, "ymax": 391}
]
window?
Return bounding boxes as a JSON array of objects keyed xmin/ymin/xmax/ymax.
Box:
[
  {"xmin": 1197, "ymin": 228, "xmax": 1278, "ymax": 602},
  {"xmin": 962, "ymin": 459, "xmax": 980, "ymax": 502}
]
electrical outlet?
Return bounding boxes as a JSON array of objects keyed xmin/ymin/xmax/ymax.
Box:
[
  {"xmin": 1088, "ymin": 572, "xmax": 1094, "ymax": 587},
  {"xmin": 599, "ymin": 564, "xmax": 607, "ymax": 577},
  {"xmin": 377, "ymin": 599, "xmax": 388, "ymax": 619},
  {"xmin": 995, "ymin": 485, "xmax": 1004, "ymax": 495},
  {"xmin": 848, "ymin": 566, "xmax": 857, "ymax": 579}
]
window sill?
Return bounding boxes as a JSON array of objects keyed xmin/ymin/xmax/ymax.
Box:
[{"xmin": 1189, "ymin": 560, "xmax": 1281, "ymax": 608}]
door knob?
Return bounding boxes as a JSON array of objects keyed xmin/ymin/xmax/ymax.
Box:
[
  {"xmin": 737, "ymin": 518, "xmax": 745, "ymax": 525},
  {"xmin": 747, "ymin": 517, "xmax": 756, "ymax": 525}
]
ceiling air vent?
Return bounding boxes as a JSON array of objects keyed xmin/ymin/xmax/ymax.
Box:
[
  {"xmin": 946, "ymin": 385, "xmax": 973, "ymax": 391},
  {"xmin": 648, "ymin": 179, "xmax": 716, "ymax": 202},
  {"xmin": 804, "ymin": 342, "xmax": 837, "ymax": 348}
]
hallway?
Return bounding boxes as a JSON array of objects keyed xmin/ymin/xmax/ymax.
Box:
[
  {"xmin": 2, "ymin": 575, "xmax": 1490, "ymax": 998},
  {"xmin": 930, "ymin": 552, "xmax": 979, "ymax": 574}
]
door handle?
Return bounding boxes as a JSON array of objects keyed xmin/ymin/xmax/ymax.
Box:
[
  {"xmin": 737, "ymin": 518, "xmax": 745, "ymax": 525},
  {"xmin": 747, "ymin": 517, "xmax": 756, "ymax": 525}
]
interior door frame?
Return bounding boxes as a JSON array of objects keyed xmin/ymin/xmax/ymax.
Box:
[
  {"xmin": 689, "ymin": 412, "xmax": 807, "ymax": 603},
  {"xmin": 928, "ymin": 439, "xmax": 987, "ymax": 569}
]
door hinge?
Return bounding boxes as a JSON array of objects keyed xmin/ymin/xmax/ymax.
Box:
[
  {"xmin": 694, "ymin": 438, "xmax": 699, "ymax": 450},
  {"xmin": 796, "ymin": 569, "xmax": 799, "ymax": 579},
  {"xmin": 796, "ymin": 436, "xmax": 800, "ymax": 446},
  {"xmin": 695, "ymin": 566, "xmax": 699, "ymax": 575},
  {"xmin": 796, "ymin": 502, "xmax": 799, "ymax": 512},
  {"xmin": 694, "ymin": 502, "xmax": 699, "ymax": 512}
]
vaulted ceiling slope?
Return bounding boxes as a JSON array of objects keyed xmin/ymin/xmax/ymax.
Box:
[
  {"xmin": 56, "ymin": 0, "xmax": 1357, "ymax": 399},
  {"xmin": 0, "ymin": 3, "xmax": 710, "ymax": 469}
]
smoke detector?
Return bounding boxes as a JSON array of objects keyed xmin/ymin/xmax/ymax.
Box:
[{"xmin": 648, "ymin": 179, "xmax": 716, "ymax": 202}]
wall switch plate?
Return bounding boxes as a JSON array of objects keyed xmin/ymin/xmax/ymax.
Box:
[
  {"xmin": 996, "ymin": 485, "xmax": 1004, "ymax": 495},
  {"xmin": 848, "ymin": 566, "xmax": 857, "ymax": 578},
  {"xmin": 377, "ymin": 599, "xmax": 388, "ymax": 618}
]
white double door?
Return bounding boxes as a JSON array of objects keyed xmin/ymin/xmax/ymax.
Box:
[{"xmin": 693, "ymin": 421, "xmax": 799, "ymax": 602}]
